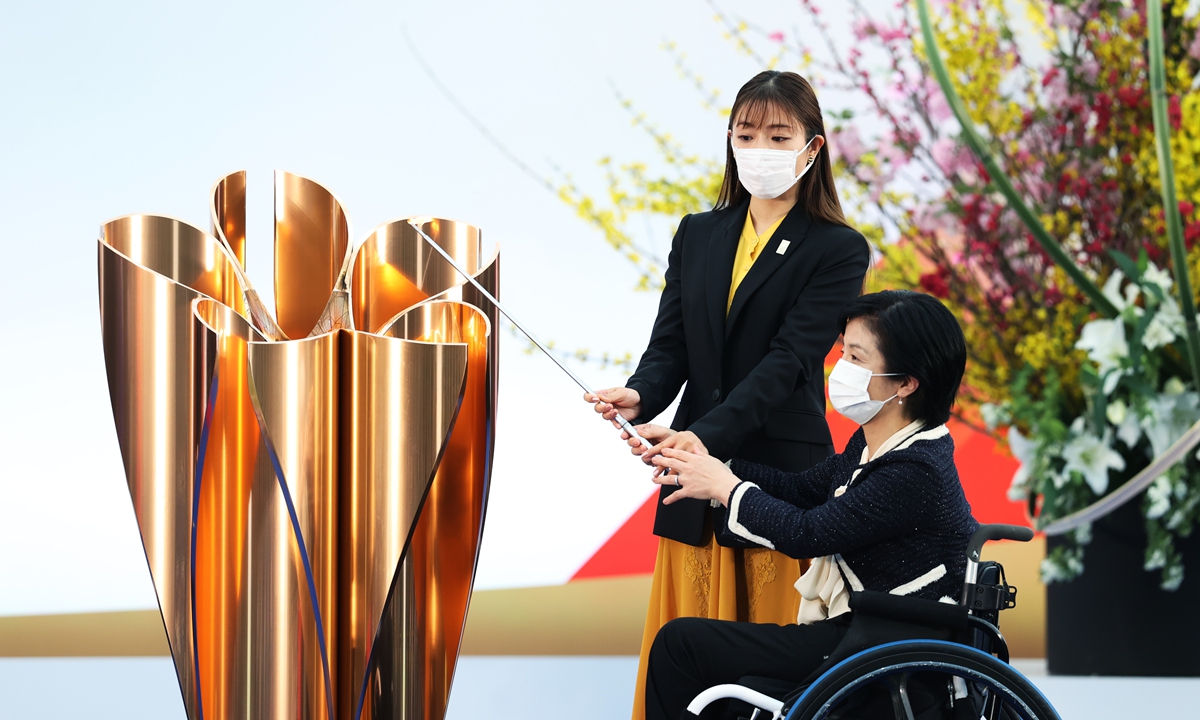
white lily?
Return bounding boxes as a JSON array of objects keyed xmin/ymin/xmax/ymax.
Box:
[
  {"xmin": 1006, "ymin": 426, "xmax": 1038, "ymax": 500},
  {"xmin": 1062, "ymin": 418, "xmax": 1125, "ymax": 495},
  {"xmin": 1142, "ymin": 262, "xmax": 1174, "ymax": 295},
  {"xmin": 1146, "ymin": 475, "xmax": 1173, "ymax": 519},
  {"xmin": 1106, "ymin": 398, "xmax": 1143, "ymax": 447},
  {"xmin": 981, "ymin": 403, "xmax": 1009, "ymax": 430},
  {"xmin": 1117, "ymin": 409, "xmax": 1142, "ymax": 448},
  {"xmin": 1143, "ymin": 294, "xmax": 1184, "ymax": 350},
  {"xmin": 1101, "ymin": 270, "xmax": 1140, "ymax": 312},
  {"xmin": 1076, "ymin": 318, "xmax": 1128, "ymax": 394},
  {"xmin": 1106, "ymin": 398, "xmax": 1127, "ymax": 425},
  {"xmin": 1141, "ymin": 383, "xmax": 1200, "ymax": 458}
]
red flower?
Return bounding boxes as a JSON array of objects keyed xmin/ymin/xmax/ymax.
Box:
[
  {"xmin": 1186, "ymin": 222, "xmax": 1200, "ymax": 247},
  {"xmin": 1180, "ymin": 200, "xmax": 1195, "ymax": 218},
  {"xmin": 919, "ymin": 269, "xmax": 951, "ymax": 299},
  {"xmin": 1169, "ymin": 95, "xmax": 1182, "ymax": 131},
  {"xmin": 1116, "ymin": 86, "xmax": 1142, "ymax": 108}
]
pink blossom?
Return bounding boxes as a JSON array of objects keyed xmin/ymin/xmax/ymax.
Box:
[
  {"xmin": 924, "ymin": 77, "xmax": 952, "ymax": 122},
  {"xmin": 1042, "ymin": 67, "xmax": 1070, "ymax": 107},
  {"xmin": 767, "ymin": 30, "xmax": 785, "ymax": 43},
  {"xmin": 1079, "ymin": 58, "xmax": 1100, "ymax": 83},
  {"xmin": 912, "ymin": 203, "xmax": 962, "ymax": 238},
  {"xmin": 828, "ymin": 124, "xmax": 866, "ymax": 166},
  {"xmin": 1047, "ymin": 2, "xmax": 1087, "ymax": 31},
  {"xmin": 856, "ymin": 162, "xmax": 895, "ymax": 194},
  {"xmin": 852, "ymin": 17, "xmax": 874, "ymax": 41},
  {"xmin": 1190, "ymin": 32, "xmax": 1200, "ymax": 62},
  {"xmin": 877, "ymin": 26, "xmax": 908, "ymax": 43},
  {"xmin": 852, "ymin": 17, "xmax": 906, "ymax": 43},
  {"xmin": 931, "ymin": 138, "xmax": 975, "ymax": 177},
  {"xmin": 875, "ymin": 131, "xmax": 910, "ymax": 169}
]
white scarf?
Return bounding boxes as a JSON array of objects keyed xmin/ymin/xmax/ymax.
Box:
[{"xmin": 795, "ymin": 420, "xmax": 926, "ymax": 624}]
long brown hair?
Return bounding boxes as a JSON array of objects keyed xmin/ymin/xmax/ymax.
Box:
[{"xmin": 714, "ymin": 71, "xmax": 849, "ymax": 227}]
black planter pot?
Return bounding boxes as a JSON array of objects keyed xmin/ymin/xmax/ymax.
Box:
[{"xmin": 1047, "ymin": 497, "xmax": 1200, "ymax": 676}]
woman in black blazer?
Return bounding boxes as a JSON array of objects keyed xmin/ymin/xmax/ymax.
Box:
[{"xmin": 587, "ymin": 70, "xmax": 870, "ymax": 720}]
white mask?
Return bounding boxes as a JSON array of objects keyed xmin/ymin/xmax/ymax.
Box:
[
  {"xmin": 732, "ymin": 137, "xmax": 819, "ymax": 199},
  {"xmin": 827, "ymin": 358, "xmax": 904, "ymax": 425}
]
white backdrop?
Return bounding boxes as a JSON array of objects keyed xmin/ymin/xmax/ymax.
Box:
[{"xmin": 0, "ymin": 0, "xmax": 885, "ymax": 615}]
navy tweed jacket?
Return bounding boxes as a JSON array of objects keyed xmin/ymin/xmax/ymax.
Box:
[{"xmin": 724, "ymin": 425, "xmax": 979, "ymax": 603}]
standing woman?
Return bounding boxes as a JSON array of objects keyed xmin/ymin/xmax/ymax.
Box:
[{"xmin": 586, "ymin": 71, "xmax": 870, "ymax": 719}]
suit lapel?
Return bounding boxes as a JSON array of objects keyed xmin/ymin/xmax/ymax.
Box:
[
  {"xmin": 725, "ymin": 206, "xmax": 813, "ymax": 339},
  {"xmin": 706, "ymin": 202, "xmax": 747, "ymax": 353}
]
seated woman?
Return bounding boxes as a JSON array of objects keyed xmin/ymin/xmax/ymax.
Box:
[{"xmin": 635, "ymin": 290, "xmax": 978, "ymax": 720}]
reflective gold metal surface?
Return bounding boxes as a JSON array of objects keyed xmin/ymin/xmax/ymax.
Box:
[
  {"xmin": 194, "ymin": 302, "xmax": 340, "ymax": 720},
  {"xmin": 98, "ymin": 214, "xmax": 247, "ymax": 719},
  {"xmin": 361, "ymin": 301, "xmax": 492, "ymax": 720},
  {"xmin": 210, "ymin": 171, "xmax": 247, "ymax": 268},
  {"xmin": 97, "ymin": 178, "xmax": 498, "ymax": 720},
  {"xmin": 336, "ymin": 326, "xmax": 468, "ymax": 720},
  {"xmin": 211, "ymin": 171, "xmax": 289, "ymax": 341},
  {"xmin": 191, "ymin": 300, "xmax": 262, "ymax": 719},
  {"xmin": 273, "ymin": 171, "xmax": 350, "ymax": 339}
]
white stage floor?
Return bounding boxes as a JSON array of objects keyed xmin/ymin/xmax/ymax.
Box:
[{"xmin": 0, "ymin": 657, "xmax": 1196, "ymax": 719}]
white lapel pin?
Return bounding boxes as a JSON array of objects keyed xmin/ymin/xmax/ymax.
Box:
[{"xmin": 776, "ymin": 239, "xmax": 791, "ymax": 255}]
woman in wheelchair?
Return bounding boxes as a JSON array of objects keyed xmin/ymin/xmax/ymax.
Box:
[{"xmin": 638, "ymin": 290, "xmax": 983, "ymax": 720}]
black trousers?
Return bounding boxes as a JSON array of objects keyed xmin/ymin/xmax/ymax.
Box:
[{"xmin": 645, "ymin": 615, "xmax": 852, "ymax": 720}]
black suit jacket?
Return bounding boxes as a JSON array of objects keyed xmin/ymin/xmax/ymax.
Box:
[{"xmin": 626, "ymin": 200, "xmax": 871, "ymax": 546}]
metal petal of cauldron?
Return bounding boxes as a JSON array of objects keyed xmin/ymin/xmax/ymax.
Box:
[{"xmin": 96, "ymin": 172, "xmax": 497, "ymax": 720}]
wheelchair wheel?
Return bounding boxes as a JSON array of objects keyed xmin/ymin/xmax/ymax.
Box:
[{"xmin": 786, "ymin": 640, "xmax": 1059, "ymax": 720}]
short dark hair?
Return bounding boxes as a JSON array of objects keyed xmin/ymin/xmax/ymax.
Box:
[{"xmin": 839, "ymin": 290, "xmax": 966, "ymax": 427}]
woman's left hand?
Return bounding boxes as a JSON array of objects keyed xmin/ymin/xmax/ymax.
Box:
[
  {"xmin": 642, "ymin": 430, "xmax": 707, "ymax": 474},
  {"xmin": 652, "ymin": 448, "xmax": 741, "ymax": 506}
]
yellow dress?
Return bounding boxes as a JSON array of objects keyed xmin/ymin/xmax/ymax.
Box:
[{"xmin": 631, "ymin": 211, "xmax": 809, "ymax": 720}]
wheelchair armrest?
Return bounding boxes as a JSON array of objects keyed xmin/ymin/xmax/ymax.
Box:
[
  {"xmin": 849, "ymin": 591, "xmax": 969, "ymax": 632},
  {"xmin": 686, "ymin": 684, "xmax": 784, "ymax": 719}
]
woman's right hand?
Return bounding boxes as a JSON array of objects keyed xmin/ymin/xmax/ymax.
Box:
[
  {"xmin": 623, "ymin": 423, "xmax": 675, "ymax": 463},
  {"xmin": 584, "ymin": 387, "xmax": 642, "ymax": 428}
]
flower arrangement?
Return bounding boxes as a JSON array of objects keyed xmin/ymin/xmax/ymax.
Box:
[
  {"xmin": 556, "ymin": 0, "xmax": 1200, "ymax": 588},
  {"xmin": 998, "ymin": 253, "xmax": 1200, "ymax": 588}
]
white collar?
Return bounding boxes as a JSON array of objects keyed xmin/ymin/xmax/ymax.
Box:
[{"xmin": 861, "ymin": 419, "xmax": 927, "ymax": 463}]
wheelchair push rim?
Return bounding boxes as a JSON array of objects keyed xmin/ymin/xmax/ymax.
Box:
[{"xmin": 786, "ymin": 640, "xmax": 1060, "ymax": 720}]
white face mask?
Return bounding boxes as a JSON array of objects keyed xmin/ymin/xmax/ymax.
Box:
[
  {"xmin": 827, "ymin": 358, "xmax": 904, "ymax": 425},
  {"xmin": 732, "ymin": 136, "xmax": 819, "ymax": 199}
]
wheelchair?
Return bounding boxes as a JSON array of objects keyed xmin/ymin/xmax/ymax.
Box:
[{"xmin": 686, "ymin": 524, "xmax": 1061, "ymax": 720}]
